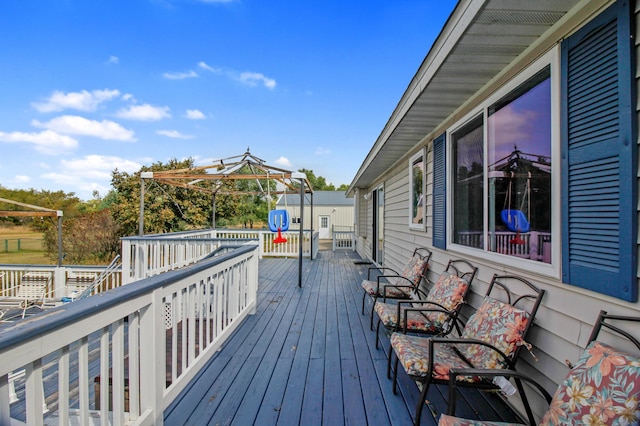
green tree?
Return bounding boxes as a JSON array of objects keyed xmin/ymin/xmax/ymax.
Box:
[
  {"xmin": 111, "ymin": 158, "xmax": 213, "ymax": 236},
  {"xmin": 296, "ymin": 169, "xmax": 348, "ymax": 191},
  {"xmin": 43, "ymin": 209, "xmax": 121, "ymax": 264},
  {"xmin": 110, "ymin": 159, "xmax": 275, "ymax": 233}
]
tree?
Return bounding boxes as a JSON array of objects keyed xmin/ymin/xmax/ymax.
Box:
[
  {"xmin": 43, "ymin": 209, "xmax": 121, "ymax": 264},
  {"xmin": 111, "ymin": 158, "xmax": 213, "ymax": 236},
  {"xmin": 296, "ymin": 169, "xmax": 348, "ymax": 191},
  {"xmin": 110, "ymin": 159, "xmax": 275, "ymax": 234}
]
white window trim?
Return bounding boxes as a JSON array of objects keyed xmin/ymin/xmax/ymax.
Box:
[
  {"xmin": 445, "ymin": 47, "xmax": 561, "ymax": 279},
  {"xmin": 409, "ymin": 149, "xmax": 426, "ymax": 230}
]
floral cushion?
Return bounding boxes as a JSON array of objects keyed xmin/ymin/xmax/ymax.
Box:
[
  {"xmin": 424, "ymin": 272, "xmax": 469, "ymax": 326},
  {"xmin": 539, "ymin": 340, "xmax": 640, "ymax": 425},
  {"xmin": 391, "ymin": 332, "xmax": 472, "ymax": 380},
  {"xmin": 438, "ymin": 415, "xmax": 522, "ymax": 426},
  {"xmin": 457, "ymin": 297, "xmax": 530, "ymax": 370},
  {"xmin": 397, "ymin": 254, "xmax": 429, "ymax": 286},
  {"xmin": 375, "ymin": 272, "xmax": 469, "ymax": 332},
  {"xmin": 375, "ymin": 302, "xmax": 442, "ymax": 333},
  {"xmin": 362, "ymin": 280, "xmax": 411, "ymax": 298}
]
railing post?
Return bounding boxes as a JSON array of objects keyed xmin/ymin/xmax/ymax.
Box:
[
  {"xmin": 0, "ymin": 374, "xmax": 10, "ymax": 425},
  {"xmin": 258, "ymin": 232, "xmax": 265, "ymax": 259},
  {"xmin": 139, "ymin": 289, "xmax": 164, "ymax": 425}
]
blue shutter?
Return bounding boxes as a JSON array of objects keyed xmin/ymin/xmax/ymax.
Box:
[
  {"xmin": 432, "ymin": 133, "xmax": 447, "ymax": 249},
  {"xmin": 561, "ymin": 0, "xmax": 637, "ymax": 301}
]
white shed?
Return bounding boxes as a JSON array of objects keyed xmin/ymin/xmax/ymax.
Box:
[{"xmin": 276, "ymin": 191, "xmax": 354, "ymax": 240}]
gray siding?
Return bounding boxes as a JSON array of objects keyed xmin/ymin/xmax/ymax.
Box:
[{"xmin": 354, "ymin": 1, "xmax": 640, "ymax": 419}]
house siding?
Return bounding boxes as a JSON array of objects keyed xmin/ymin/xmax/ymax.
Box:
[{"xmin": 353, "ymin": 0, "xmax": 640, "ymax": 419}]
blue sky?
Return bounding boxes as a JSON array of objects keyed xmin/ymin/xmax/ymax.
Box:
[{"xmin": 0, "ymin": 0, "xmax": 455, "ymax": 200}]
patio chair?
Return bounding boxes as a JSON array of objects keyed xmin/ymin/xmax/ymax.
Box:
[
  {"xmin": 2, "ymin": 271, "xmax": 52, "ymax": 318},
  {"xmin": 439, "ymin": 310, "xmax": 640, "ymax": 426},
  {"xmin": 390, "ymin": 274, "xmax": 544, "ymax": 426},
  {"xmin": 361, "ymin": 247, "xmax": 432, "ymax": 330},
  {"xmin": 374, "ymin": 259, "xmax": 477, "ymax": 378}
]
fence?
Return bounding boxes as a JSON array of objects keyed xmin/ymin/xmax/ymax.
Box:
[
  {"xmin": 2, "ymin": 238, "xmax": 42, "ymax": 253},
  {"xmin": 0, "ymin": 243, "xmax": 259, "ymax": 425}
]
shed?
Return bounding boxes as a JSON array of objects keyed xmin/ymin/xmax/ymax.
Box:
[{"xmin": 277, "ymin": 191, "xmax": 354, "ymax": 240}]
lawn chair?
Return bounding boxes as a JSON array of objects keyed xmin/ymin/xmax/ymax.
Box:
[
  {"xmin": 439, "ymin": 310, "xmax": 640, "ymax": 426},
  {"xmin": 361, "ymin": 247, "xmax": 431, "ymax": 330},
  {"xmin": 15, "ymin": 271, "xmax": 51, "ymax": 318},
  {"xmin": 374, "ymin": 259, "xmax": 477, "ymax": 379},
  {"xmin": 390, "ymin": 274, "xmax": 544, "ymax": 426}
]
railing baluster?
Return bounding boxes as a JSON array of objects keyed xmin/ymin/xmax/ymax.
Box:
[
  {"xmin": 100, "ymin": 327, "xmax": 109, "ymax": 424},
  {"xmin": 112, "ymin": 319, "xmax": 125, "ymax": 426},
  {"xmin": 25, "ymin": 359, "xmax": 44, "ymax": 426},
  {"xmin": 58, "ymin": 346, "xmax": 70, "ymax": 424},
  {"xmin": 79, "ymin": 336, "xmax": 89, "ymax": 426},
  {"xmin": 128, "ymin": 312, "xmax": 140, "ymax": 420},
  {"xmin": 0, "ymin": 374, "xmax": 11, "ymax": 425}
]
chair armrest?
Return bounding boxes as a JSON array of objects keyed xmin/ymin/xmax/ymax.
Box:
[
  {"xmin": 0, "ymin": 284, "xmax": 21, "ymax": 297},
  {"xmin": 446, "ymin": 367, "xmax": 553, "ymax": 421},
  {"xmin": 380, "ymin": 278, "xmax": 416, "ymax": 301},
  {"xmin": 367, "ymin": 266, "xmax": 398, "ymax": 280},
  {"xmin": 431, "ymin": 337, "xmax": 514, "ymax": 369},
  {"xmin": 399, "ymin": 304, "xmax": 457, "ymax": 334}
]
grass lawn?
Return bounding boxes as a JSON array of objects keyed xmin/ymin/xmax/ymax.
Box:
[{"xmin": 0, "ymin": 226, "xmax": 52, "ymax": 265}]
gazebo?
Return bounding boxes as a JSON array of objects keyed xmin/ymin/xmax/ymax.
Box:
[{"xmin": 137, "ymin": 149, "xmax": 315, "ymax": 286}]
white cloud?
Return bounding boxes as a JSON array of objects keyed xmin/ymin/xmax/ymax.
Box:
[
  {"xmin": 157, "ymin": 130, "xmax": 194, "ymax": 139},
  {"xmin": 163, "ymin": 70, "xmax": 198, "ymax": 80},
  {"xmin": 0, "ymin": 130, "xmax": 78, "ymax": 154},
  {"xmin": 198, "ymin": 61, "xmax": 221, "ymax": 73},
  {"xmin": 239, "ymin": 72, "xmax": 276, "ymax": 89},
  {"xmin": 14, "ymin": 175, "xmax": 31, "ymax": 183},
  {"xmin": 274, "ymin": 156, "xmax": 292, "ymax": 168},
  {"xmin": 108, "ymin": 56, "xmax": 119, "ymax": 64},
  {"xmin": 185, "ymin": 109, "xmax": 205, "ymax": 120},
  {"xmin": 198, "ymin": 62, "xmax": 275, "ymax": 89},
  {"xmin": 314, "ymin": 147, "xmax": 331, "ymax": 156},
  {"xmin": 32, "ymin": 115, "xmax": 136, "ymax": 141},
  {"xmin": 121, "ymin": 93, "xmax": 135, "ymax": 102},
  {"xmin": 32, "ymin": 89, "xmax": 121, "ymax": 112},
  {"xmin": 42, "ymin": 155, "xmax": 141, "ymax": 198},
  {"xmin": 116, "ymin": 104, "xmax": 171, "ymax": 121}
]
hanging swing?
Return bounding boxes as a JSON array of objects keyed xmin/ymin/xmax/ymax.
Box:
[
  {"xmin": 268, "ymin": 174, "xmax": 289, "ymax": 244},
  {"xmin": 500, "ymin": 171, "xmax": 531, "ymax": 244}
]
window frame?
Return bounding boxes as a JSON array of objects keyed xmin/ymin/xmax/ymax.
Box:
[
  {"xmin": 445, "ymin": 48, "xmax": 561, "ymax": 278},
  {"xmin": 408, "ymin": 148, "xmax": 426, "ymax": 230}
]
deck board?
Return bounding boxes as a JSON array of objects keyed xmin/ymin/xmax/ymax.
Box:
[{"xmin": 165, "ymin": 249, "xmax": 524, "ymax": 425}]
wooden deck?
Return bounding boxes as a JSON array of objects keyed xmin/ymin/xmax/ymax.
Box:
[{"xmin": 164, "ymin": 249, "xmax": 523, "ymax": 425}]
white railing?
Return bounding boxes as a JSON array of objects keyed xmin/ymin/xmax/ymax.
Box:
[
  {"xmin": 121, "ymin": 229, "xmax": 319, "ymax": 284},
  {"xmin": 455, "ymin": 231, "xmax": 551, "ymax": 261},
  {"xmin": 0, "ymin": 264, "xmax": 123, "ymax": 304},
  {"xmin": 332, "ymin": 231, "xmax": 355, "ymax": 251},
  {"xmin": 120, "ymin": 237, "xmax": 224, "ymax": 284},
  {"xmin": 0, "ymin": 243, "xmax": 259, "ymax": 425}
]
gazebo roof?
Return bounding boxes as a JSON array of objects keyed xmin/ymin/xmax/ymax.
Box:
[{"xmin": 140, "ymin": 149, "xmax": 313, "ymax": 195}]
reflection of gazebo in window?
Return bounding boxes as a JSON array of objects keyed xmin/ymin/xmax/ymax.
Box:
[{"xmin": 489, "ymin": 146, "xmax": 551, "ymax": 262}]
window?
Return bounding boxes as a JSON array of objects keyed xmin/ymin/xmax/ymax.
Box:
[
  {"xmin": 488, "ymin": 69, "xmax": 551, "ymax": 262},
  {"xmin": 450, "ymin": 63, "xmax": 553, "ymax": 264},
  {"xmin": 409, "ymin": 150, "xmax": 425, "ymax": 229},
  {"xmin": 433, "ymin": 1, "xmax": 636, "ymax": 301}
]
